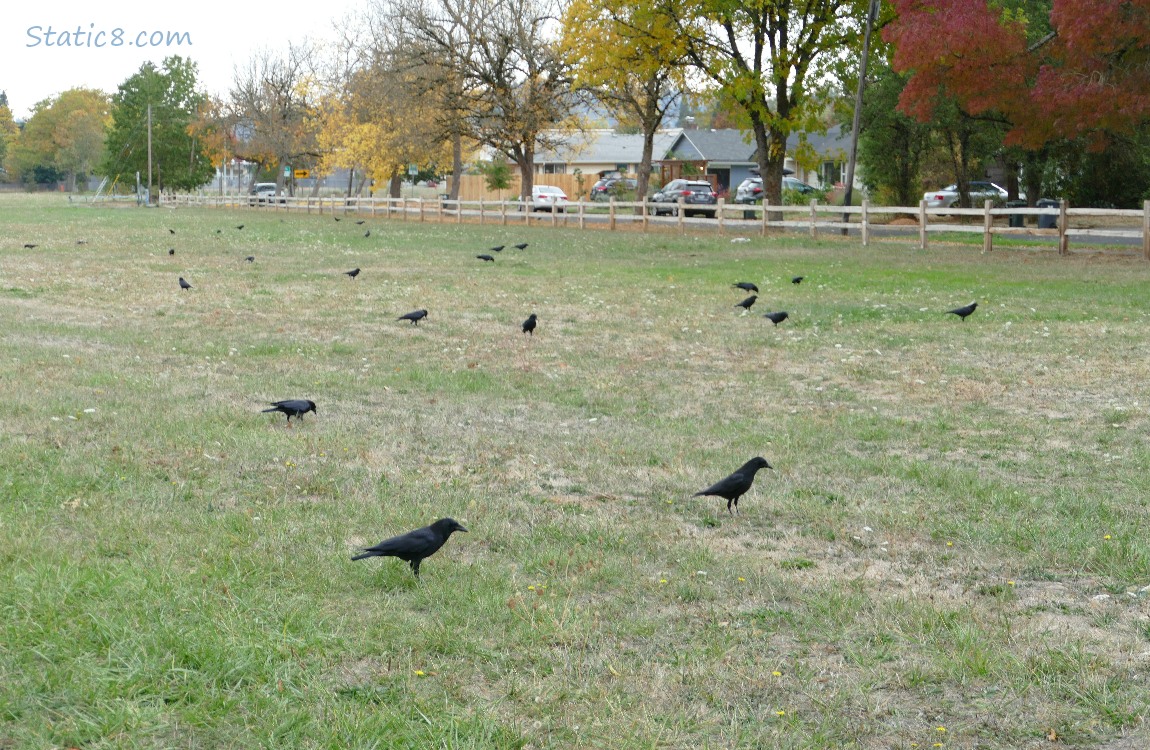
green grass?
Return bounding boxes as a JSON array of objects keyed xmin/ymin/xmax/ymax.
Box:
[{"xmin": 3, "ymin": 193, "xmax": 1150, "ymax": 747}]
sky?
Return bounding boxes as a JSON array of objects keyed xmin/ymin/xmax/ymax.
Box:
[{"xmin": 2, "ymin": 0, "xmax": 364, "ymax": 118}]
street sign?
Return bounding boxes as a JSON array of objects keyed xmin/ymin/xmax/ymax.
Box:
[
  {"xmin": 408, "ymin": 164, "xmax": 418, "ymax": 176},
  {"xmin": 283, "ymin": 166, "xmax": 291, "ymax": 178},
  {"xmin": 294, "ymin": 169, "xmax": 310, "ymax": 179}
]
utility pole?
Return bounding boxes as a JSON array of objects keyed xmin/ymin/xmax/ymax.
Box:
[
  {"xmin": 842, "ymin": 0, "xmax": 880, "ymax": 233},
  {"xmin": 147, "ymin": 104, "xmax": 153, "ymax": 205}
]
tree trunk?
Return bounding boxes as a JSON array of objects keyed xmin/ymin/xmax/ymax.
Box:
[
  {"xmin": 346, "ymin": 167, "xmax": 355, "ymax": 198},
  {"xmin": 389, "ymin": 171, "xmax": 402, "ymax": 198},
  {"xmin": 450, "ymin": 131, "xmax": 462, "ymax": 201}
]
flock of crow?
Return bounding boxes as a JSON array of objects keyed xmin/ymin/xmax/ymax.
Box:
[{"xmin": 145, "ymin": 217, "xmax": 979, "ymax": 578}]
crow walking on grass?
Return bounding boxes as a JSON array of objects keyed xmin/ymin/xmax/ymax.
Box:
[
  {"xmin": 792, "ymin": 276, "xmax": 804, "ymax": 284},
  {"xmin": 736, "ymin": 294, "xmax": 757, "ymax": 311},
  {"xmin": 693, "ymin": 457, "xmax": 773, "ymax": 514},
  {"xmin": 245, "ymin": 256, "xmax": 255, "ymax": 263},
  {"xmin": 522, "ymin": 313, "xmax": 537, "ymax": 335},
  {"xmin": 398, "ymin": 309, "xmax": 428, "ymax": 325},
  {"xmin": 352, "ymin": 518, "xmax": 468, "ymax": 576},
  {"xmin": 236, "ymin": 225, "xmax": 245, "ymax": 230},
  {"xmin": 262, "ymin": 399, "xmax": 317, "ymax": 423},
  {"xmin": 23, "ymin": 244, "xmax": 37, "ymax": 249},
  {"xmin": 513, "ymin": 243, "xmax": 528, "ymax": 250},
  {"xmin": 947, "ymin": 302, "xmax": 978, "ymax": 321},
  {"xmin": 489, "ymin": 245, "xmax": 505, "ymax": 253},
  {"xmin": 168, "ymin": 248, "xmax": 176, "ymax": 256},
  {"xmin": 179, "ymin": 277, "xmax": 192, "ymax": 291},
  {"xmin": 733, "ymin": 282, "xmax": 759, "ymax": 293},
  {"xmin": 763, "ymin": 311, "xmax": 789, "ymax": 327},
  {"xmin": 364, "ymin": 230, "xmax": 371, "ymax": 238},
  {"xmin": 477, "ymin": 254, "xmax": 495, "ymax": 262},
  {"xmin": 345, "ymin": 268, "xmax": 361, "ymax": 278}
]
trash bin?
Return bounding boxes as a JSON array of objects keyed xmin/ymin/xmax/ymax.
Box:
[
  {"xmin": 439, "ymin": 193, "xmax": 450, "ymax": 209},
  {"xmin": 743, "ymin": 207, "xmax": 757, "ymax": 220},
  {"xmin": 1005, "ymin": 199, "xmax": 1027, "ymax": 228},
  {"xmin": 1036, "ymin": 198, "xmax": 1059, "ymax": 229}
]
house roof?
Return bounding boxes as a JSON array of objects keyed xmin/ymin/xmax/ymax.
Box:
[
  {"xmin": 535, "ymin": 129, "xmax": 683, "ymax": 166},
  {"xmin": 671, "ymin": 129, "xmax": 758, "ymax": 163}
]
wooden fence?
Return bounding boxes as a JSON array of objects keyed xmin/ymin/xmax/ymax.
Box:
[{"xmin": 159, "ymin": 193, "xmax": 1150, "ymax": 259}]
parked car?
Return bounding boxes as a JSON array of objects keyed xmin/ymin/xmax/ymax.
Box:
[
  {"xmin": 734, "ymin": 176, "xmax": 818, "ymax": 204},
  {"xmin": 923, "ymin": 181, "xmax": 1024, "ymax": 209},
  {"xmin": 589, "ymin": 177, "xmax": 638, "ymax": 201},
  {"xmin": 651, "ymin": 179, "xmax": 718, "ymax": 217},
  {"xmin": 248, "ymin": 182, "xmax": 285, "ymax": 206},
  {"xmin": 531, "ymin": 185, "xmax": 569, "ymax": 213}
]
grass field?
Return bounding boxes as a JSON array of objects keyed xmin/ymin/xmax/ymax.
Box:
[{"xmin": 2, "ymin": 194, "xmax": 1149, "ymax": 749}]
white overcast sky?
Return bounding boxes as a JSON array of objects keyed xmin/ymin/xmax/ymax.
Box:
[{"xmin": 3, "ymin": 0, "xmax": 365, "ymax": 118}]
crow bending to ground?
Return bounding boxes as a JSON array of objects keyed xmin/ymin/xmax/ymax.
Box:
[
  {"xmin": 262, "ymin": 399, "xmax": 317, "ymax": 423},
  {"xmin": 693, "ymin": 456, "xmax": 773, "ymax": 514},
  {"xmin": 398, "ymin": 309, "xmax": 428, "ymax": 325},
  {"xmin": 736, "ymin": 294, "xmax": 757, "ymax": 311},
  {"xmin": 733, "ymin": 282, "xmax": 759, "ymax": 293},
  {"xmin": 522, "ymin": 313, "xmax": 537, "ymax": 335},
  {"xmin": 352, "ymin": 518, "xmax": 468, "ymax": 576},
  {"xmin": 763, "ymin": 311, "xmax": 789, "ymax": 327},
  {"xmin": 947, "ymin": 302, "xmax": 978, "ymax": 321},
  {"xmin": 477, "ymin": 254, "xmax": 495, "ymax": 262},
  {"xmin": 513, "ymin": 243, "xmax": 528, "ymax": 250},
  {"xmin": 179, "ymin": 277, "xmax": 192, "ymax": 291},
  {"xmin": 489, "ymin": 245, "xmax": 505, "ymax": 253}
]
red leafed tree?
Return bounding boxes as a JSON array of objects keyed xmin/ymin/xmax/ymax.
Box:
[{"xmin": 884, "ymin": 0, "xmax": 1150, "ymax": 148}]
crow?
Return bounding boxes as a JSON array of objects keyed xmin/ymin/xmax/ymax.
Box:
[
  {"xmin": 763, "ymin": 311, "xmax": 789, "ymax": 327},
  {"xmin": 364, "ymin": 230, "xmax": 371, "ymax": 238},
  {"xmin": 490, "ymin": 245, "xmax": 505, "ymax": 253},
  {"xmin": 76, "ymin": 240, "xmax": 87, "ymax": 245},
  {"xmin": 513, "ymin": 243, "xmax": 528, "ymax": 250},
  {"xmin": 522, "ymin": 313, "xmax": 537, "ymax": 335},
  {"xmin": 262, "ymin": 399, "xmax": 317, "ymax": 423},
  {"xmin": 168, "ymin": 228, "xmax": 176, "ymax": 235},
  {"xmin": 355, "ymin": 220, "xmax": 366, "ymax": 225},
  {"xmin": 477, "ymin": 254, "xmax": 495, "ymax": 262},
  {"xmin": 245, "ymin": 256, "xmax": 255, "ymax": 263},
  {"xmin": 947, "ymin": 302, "xmax": 978, "ymax": 321},
  {"xmin": 693, "ymin": 457, "xmax": 773, "ymax": 514},
  {"xmin": 398, "ymin": 309, "xmax": 428, "ymax": 325},
  {"xmin": 345, "ymin": 268, "xmax": 361, "ymax": 278},
  {"xmin": 23, "ymin": 244, "xmax": 37, "ymax": 249},
  {"xmin": 736, "ymin": 294, "xmax": 757, "ymax": 311},
  {"xmin": 733, "ymin": 282, "xmax": 759, "ymax": 293},
  {"xmin": 168, "ymin": 248, "xmax": 175, "ymax": 256},
  {"xmin": 792, "ymin": 276, "xmax": 804, "ymax": 284},
  {"xmin": 351, "ymin": 517, "xmax": 468, "ymax": 576},
  {"xmin": 179, "ymin": 277, "xmax": 192, "ymax": 291},
  {"xmin": 215, "ymin": 229, "xmax": 222, "ymax": 234},
  {"xmin": 334, "ymin": 217, "xmax": 341, "ymax": 222},
  {"xmin": 236, "ymin": 225, "xmax": 245, "ymax": 230}
]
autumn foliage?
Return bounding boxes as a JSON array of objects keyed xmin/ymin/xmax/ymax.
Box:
[{"xmin": 885, "ymin": 0, "xmax": 1150, "ymax": 147}]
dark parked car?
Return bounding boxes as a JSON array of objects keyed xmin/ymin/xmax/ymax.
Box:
[
  {"xmin": 734, "ymin": 176, "xmax": 818, "ymax": 204},
  {"xmin": 589, "ymin": 177, "xmax": 638, "ymax": 201},
  {"xmin": 651, "ymin": 179, "xmax": 718, "ymax": 217}
]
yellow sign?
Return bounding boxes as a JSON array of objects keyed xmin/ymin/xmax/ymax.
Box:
[{"xmin": 293, "ymin": 169, "xmax": 311, "ymax": 179}]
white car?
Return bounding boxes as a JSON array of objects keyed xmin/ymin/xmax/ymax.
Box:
[
  {"xmin": 531, "ymin": 185, "xmax": 569, "ymax": 213},
  {"xmin": 923, "ymin": 181, "xmax": 1024, "ymax": 208}
]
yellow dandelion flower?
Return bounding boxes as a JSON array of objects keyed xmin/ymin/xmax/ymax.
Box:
[
  {"xmin": 1104, "ymin": 534, "xmax": 1112, "ymax": 540},
  {"xmin": 738, "ymin": 577, "xmax": 746, "ymax": 582},
  {"xmin": 775, "ymin": 710, "xmax": 786, "ymax": 716},
  {"xmin": 414, "ymin": 670, "xmax": 425, "ymax": 676},
  {"xmin": 771, "ymin": 671, "xmax": 782, "ymax": 677},
  {"xmin": 936, "ymin": 726, "xmax": 946, "ymax": 733},
  {"xmin": 946, "ymin": 541, "xmax": 953, "ymax": 547},
  {"xmin": 527, "ymin": 585, "xmax": 535, "ymax": 591},
  {"xmin": 1007, "ymin": 580, "xmax": 1015, "ymax": 586},
  {"xmin": 659, "ymin": 579, "xmax": 668, "ymax": 584}
]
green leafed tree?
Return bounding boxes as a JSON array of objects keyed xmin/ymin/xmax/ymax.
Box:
[
  {"xmin": 103, "ymin": 56, "xmax": 215, "ymax": 194},
  {"xmin": 4, "ymin": 88, "xmax": 109, "ymax": 190}
]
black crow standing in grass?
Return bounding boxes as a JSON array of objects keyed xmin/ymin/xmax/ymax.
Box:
[
  {"xmin": 179, "ymin": 277, "xmax": 192, "ymax": 291},
  {"xmin": 168, "ymin": 228, "xmax": 176, "ymax": 235},
  {"xmin": 522, "ymin": 313, "xmax": 537, "ymax": 335},
  {"xmin": 334, "ymin": 217, "xmax": 341, "ymax": 222},
  {"xmin": 477, "ymin": 254, "xmax": 495, "ymax": 262},
  {"xmin": 351, "ymin": 518, "xmax": 468, "ymax": 576},
  {"xmin": 763, "ymin": 311, "xmax": 789, "ymax": 327},
  {"xmin": 262, "ymin": 399, "xmax": 317, "ymax": 423},
  {"xmin": 736, "ymin": 294, "xmax": 757, "ymax": 311},
  {"xmin": 513, "ymin": 242, "xmax": 528, "ymax": 250},
  {"xmin": 490, "ymin": 245, "xmax": 505, "ymax": 253},
  {"xmin": 245, "ymin": 256, "xmax": 255, "ymax": 263},
  {"xmin": 733, "ymin": 282, "xmax": 759, "ymax": 293},
  {"xmin": 355, "ymin": 220, "xmax": 365, "ymax": 225},
  {"xmin": 947, "ymin": 302, "xmax": 978, "ymax": 321},
  {"xmin": 236, "ymin": 225, "xmax": 245, "ymax": 230},
  {"xmin": 23, "ymin": 244, "xmax": 37, "ymax": 249},
  {"xmin": 364, "ymin": 230, "xmax": 371, "ymax": 238},
  {"xmin": 169, "ymin": 248, "xmax": 175, "ymax": 256},
  {"xmin": 693, "ymin": 457, "xmax": 773, "ymax": 514},
  {"xmin": 792, "ymin": 276, "xmax": 804, "ymax": 284},
  {"xmin": 345, "ymin": 268, "xmax": 361, "ymax": 278},
  {"xmin": 398, "ymin": 309, "xmax": 428, "ymax": 325}
]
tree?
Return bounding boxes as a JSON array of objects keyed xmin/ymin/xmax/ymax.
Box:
[
  {"xmin": 659, "ymin": 0, "xmax": 872, "ymax": 206},
  {"xmin": 229, "ymin": 44, "xmax": 321, "ymax": 195},
  {"xmin": 885, "ymin": 0, "xmax": 1150, "ymax": 149},
  {"xmin": 853, "ymin": 62, "xmax": 933, "ymax": 205},
  {"xmin": 561, "ymin": 0, "xmax": 687, "ymax": 201},
  {"xmin": 395, "ymin": 0, "xmax": 579, "ymax": 200},
  {"xmin": 103, "ymin": 57, "xmax": 214, "ymax": 193},
  {"xmin": 5, "ymin": 88, "xmax": 109, "ymax": 190}
]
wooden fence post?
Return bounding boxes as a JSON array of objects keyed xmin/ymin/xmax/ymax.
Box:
[
  {"xmin": 717, "ymin": 198, "xmax": 726, "ymax": 235},
  {"xmin": 761, "ymin": 202, "xmax": 768, "ymax": 237},
  {"xmin": 419, "ymin": 198, "xmax": 425, "ymax": 222},
  {"xmin": 982, "ymin": 199, "xmax": 993, "ymax": 253},
  {"xmin": 861, "ymin": 200, "xmax": 870, "ymax": 247},
  {"xmin": 1144, "ymin": 199, "xmax": 1150, "ymax": 261},
  {"xmin": 457, "ymin": 198, "xmax": 463, "ymax": 224},
  {"xmin": 642, "ymin": 198, "xmax": 649, "ymax": 232},
  {"xmin": 609, "ymin": 198, "xmax": 616, "ymax": 231},
  {"xmin": 1059, "ymin": 199, "xmax": 1069, "ymax": 255},
  {"xmin": 678, "ymin": 199, "xmax": 685, "ymax": 235},
  {"xmin": 500, "ymin": 199, "xmax": 507, "ymax": 226},
  {"xmin": 479, "ymin": 198, "xmax": 485, "ymax": 225},
  {"xmin": 809, "ymin": 199, "xmax": 818, "ymax": 239},
  {"xmin": 578, "ymin": 198, "xmax": 585, "ymax": 230},
  {"xmin": 918, "ymin": 199, "xmax": 928, "ymax": 250}
]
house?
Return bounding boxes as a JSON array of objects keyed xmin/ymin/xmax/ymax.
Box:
[{"xmin": 532, "ymin": 129, "xmax": 683, "ymax": 179}]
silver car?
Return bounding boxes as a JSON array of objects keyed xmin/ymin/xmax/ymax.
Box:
[{"xmin": 923, "ymin": 181, "xmax": 1024, "ymax": 208}]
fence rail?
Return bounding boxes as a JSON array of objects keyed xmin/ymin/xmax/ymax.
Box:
[{"xmin": 158, "ymin": 193, "xmax": 1150, "ymax": 259}]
